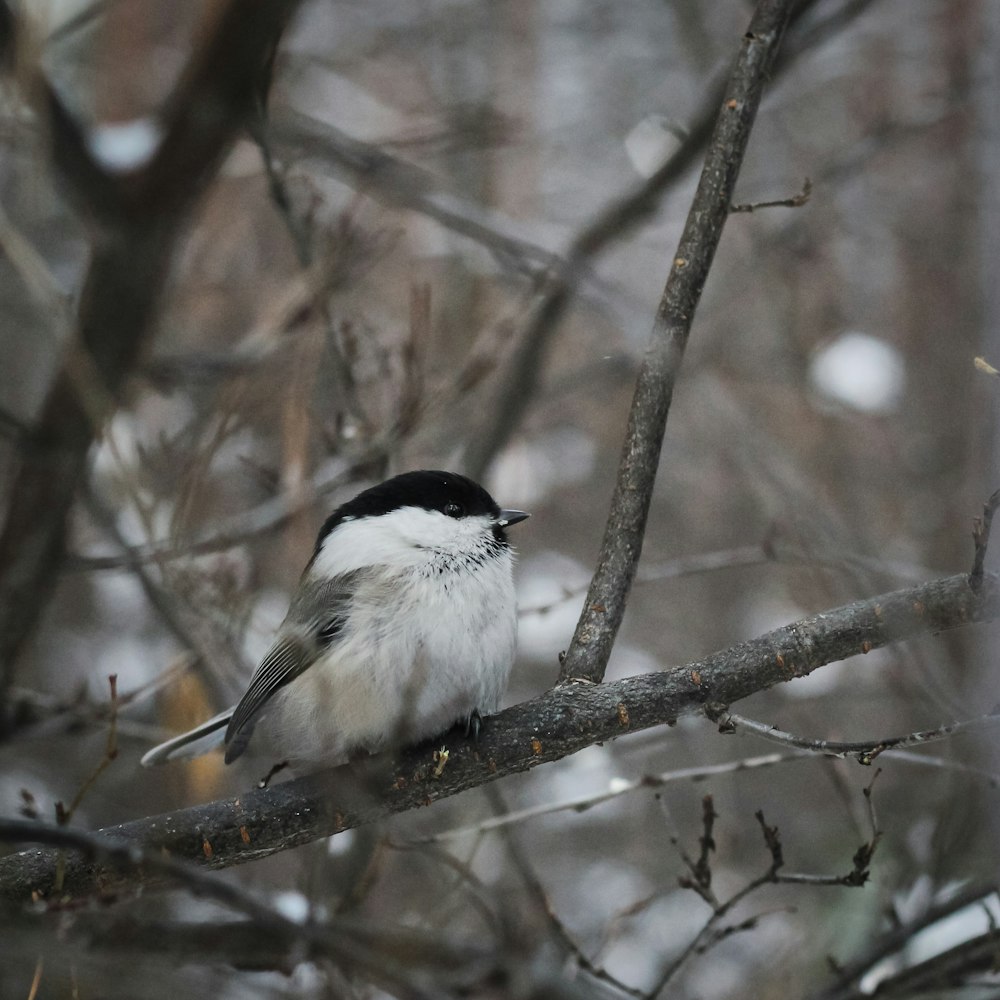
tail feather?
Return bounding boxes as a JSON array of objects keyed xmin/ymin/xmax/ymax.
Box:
[{"xmin": 140, "ymin": 708, "xmax": 234, "ymax": 767}]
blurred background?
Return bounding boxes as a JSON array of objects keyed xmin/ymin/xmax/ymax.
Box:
[{"xmin": 2, "ymin": 0, "xmax": 1000, "ymax": 997}]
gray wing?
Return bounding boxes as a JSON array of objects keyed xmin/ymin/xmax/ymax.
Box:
[{"xmin": 223, "ymin": 576, "xmax": 355, "ymax": 762}]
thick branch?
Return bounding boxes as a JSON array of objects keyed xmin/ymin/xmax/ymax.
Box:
[
  {"xmin": 558, "ymin": 0, "xmax": 796, "ymax": 684},
  {"xmin": 0, "ymin": 572, "xmax": 993, "ymax": 901}
]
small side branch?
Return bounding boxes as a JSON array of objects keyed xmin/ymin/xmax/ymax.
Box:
[
  {"xmin": 650, "ymin": 780, "xmax": 879, "ymax": 996},
  {"xmin": 730, "ymin": 177, "xmax": 812, "ymax": 212},
  {"xmin": 711, "ymin": 708, "xmax": 1000, "ymax": 764},
  {"xmin": 969, "ymin": 487, "xmax": 1000, "ymax": 591}
]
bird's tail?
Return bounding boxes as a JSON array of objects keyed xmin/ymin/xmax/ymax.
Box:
[{"xmin": 140, "ymin": 708, "xmax": 233, "ymax": 767}]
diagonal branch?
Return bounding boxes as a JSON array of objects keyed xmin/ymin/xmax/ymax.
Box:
[
  {"xmin": 557, "ymin": 0, "xmax": 797, "ymax": 684},
  {"xmin": 0, "ymin": 571, "xmax": 994, "ymax": 902},
  {"xmin": 0, "ymin": 1, "xmax": 303, "ymax": 719},
  {"xmin": 462, "ymin": 0, "xmax": 882, "ymax": 483}
]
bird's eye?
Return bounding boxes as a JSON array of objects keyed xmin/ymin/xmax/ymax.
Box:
[{"xmin": 443, "ymin": 502, "xmax": 464, "ymax": 518}]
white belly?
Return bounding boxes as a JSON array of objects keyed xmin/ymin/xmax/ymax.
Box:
[{"xmin": 259, "ymin": 558, "xmax": 516, "ymax": 767}]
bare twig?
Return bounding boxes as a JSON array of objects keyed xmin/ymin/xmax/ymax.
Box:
[
  {"xmin": 407, "ymin": 745, "xmax": 998, "ymax": 848},
  {"xmin": 0, "ymin": 197, "xmax": 72, "ymax": 326},
  {"xmin": 814, "ymin": 884, "xmax": 1000, "ymax": 999},
  {"xmin": 269, "ymin": 107, "xmax": 596, "ymax": 291},
  {"xmin": 0, "ymin": 818, "xmax": 501, "ymax": 996},
  {"xmin": 0, "ymin": 571, "xmax": 991, "ymax": 901},
  {"xmin": 462, "ymin": 0, "xmax": 877, "ymax": 483},
  {"xmin": 53, "ymin": 675, "xmax": 119, "ymax": 891},
  {"xmin": 650, "ymin": 781, "xmax": 880, "ymax": 996},
  {"xmin": 55, "ymin": 676, "xmax": 120, "ymax": 829},
  {"xmin": 650, "ymin": 809, "xmax": 786, "ymax": 994},
  {"xmin": 772, "ymin": 770, "xmax": 881, "ymax": 888},
  {"xmin": 558, "ymin": 0, "xmax": 797, "ymax": 685},
  {"xmin": 408, "ymin": 753, "xmax": 803, "ymax": 844},
  {"xmin": 63, "ymin": 456, "xmax": 387, "ymax": 573},
  {"xmin": 482, "ymin": 784, "xmax": 646, "ymax": 999},
  {"xmin": 712, "ymin": 708, "xmax": 1000, "ymax": 764},
  {"xmin": 6, "ymin": 668, "xmax": 187, "ymax": 744},
  {"xmin": 691, "ymin": 795, "xmax": 718, "ymax": 893},
  {"xmin": 384, "ymin": 838, "xmax": 502, "ymax": 937},
  {"xmin": 969, "ymin": 487, "xmax": 1000, "ymax": 590},
  {"xmin": 730, "ymin": 176, "xmax": 812, "ymax": 212},
  {"xmin": 874, "ymin": 749, "xmax": 1000, "ymax": 785},
  {"xmin": 518, "ymin": 542, "xmax": 937, "ymax": 616}
]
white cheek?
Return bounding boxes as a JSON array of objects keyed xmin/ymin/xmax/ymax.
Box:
[
  {"xmin": 312, "ymin": 517, "xmax": 411, "ymax": 577},
  {"xmin": 310, "ymin": 508, "xmax": 494, "ymax": 578}
]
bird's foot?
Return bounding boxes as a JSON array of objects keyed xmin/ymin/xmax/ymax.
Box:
[
  {"xmin": 258, "ymin": 760, "xmax": 289, "ymax": 788},
  {"xmin": 464, "ymin": 708, "xmax": 483, "ymax": 742}
]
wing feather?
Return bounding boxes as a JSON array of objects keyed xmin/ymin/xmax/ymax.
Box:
[
  {"xmin": 224, "ymin": 636, "xmax": 313, "ymax": 748},
  {"xmin": 223, "ymin": 576, "xmax": 358, "ymax": 757}
]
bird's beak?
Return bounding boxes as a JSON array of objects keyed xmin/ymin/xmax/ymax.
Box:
[{"xmin": 497, "ymin": 509, "xmax": 530, "ymax": 528}]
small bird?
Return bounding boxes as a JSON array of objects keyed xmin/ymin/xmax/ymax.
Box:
[{"xmin": 141, "ymin": 470, "xmax": 529, "ymax": 772}]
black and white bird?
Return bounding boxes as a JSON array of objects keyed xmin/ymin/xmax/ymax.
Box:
[{"xmin": 141, "ymin": 470, "xmax": 528, "ymax": 771}]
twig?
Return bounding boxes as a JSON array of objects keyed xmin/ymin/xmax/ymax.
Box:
[
  {"xmin": 56, "ymin": 675, "xmax": 120, "ymax": 828},
  {"xmin": 383, "ymin": 839, "xmax": 502, "ymax": 937},
  {"xmin": 773, "ymin": 770, "xmax": 881, "ymax": 888},
  {"xmin": 405, "ymin": 743, "xmax": 1000, "ymax": 848},
  {"xmin": 0, "ymin": 818, "xmax": 498, "ymax": 997},
  {"xmin": 0, "ymin": 571, "xmax": 993, "ymax": 900},
  {"xmin": 874, "ymin": 748, "xmax": 1000, "ymax": 786},
  {"xmin": 814, "ymin": 884, "xmax": 1000, "ymax": 999},
  {"xmin": 272, "ymin": 108, "xmax": 571, "ymax": 287},
  {"xmin": 77, "ymin": 487, "xmax": 229, "ymax": 702},
  {"xmin": 692, "ymin": 795, "xmax": 718, "ymax": 893},
  {"xmin": 969, "ymin": 487, "xmax": 1000, "ymax": 591},
  {"xmin": 26, "ymin": 955, "xmax": 43, "ymax": 1000},
  {"xmin": 482, "ymin": 784, "xmax": 646, "ymax": 999},
  {"xmin": 557, "ymin": 0, "xmax": 797, "ymax": 686},
  {"xmin": 64, "ymin": 456, "xmax": 381, "ymax": 573},
  {"xmin": 649, "ymin": 807, "xmax": 785, "ymax": 995},
  {"xmin": 0, "ymin": 197, "xmax": 72, "ymax": 326},
  {"xmin": 518, "ymin": 542, "xmax": 938, "ymax": 616},
  {"xmin": 650, "ymin": 781, "xmax": 880, "ymax": 997},
  {"xmin": 407, "ymin": 753, "xmax": 803, "ymax": 845},
  {"xmin": 730, "ymin": 177, "xmax": 812, "ymax": 212},
  {"xmin": 53, "ymin": 675, "xmax": 119, "ymax": 892},
  {"xmin": 462, "ymin": 0, "xmax": 874, "ymax": 483},
  {"xmin": 712, "ymin": 708, "xmax": 1000, "ymax": 764},
  {"xmin": 7, "ymin": 657, "xmax": 191, "ymax": 733}
]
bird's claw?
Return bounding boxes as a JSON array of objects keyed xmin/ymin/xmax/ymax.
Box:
[
  {"xmin": 258, "ymin": 760, "xmax": 289, "ymax": 788},
  {"xmin": 464, "ymin": 708, "xmax": 483, "ymax": 742}
]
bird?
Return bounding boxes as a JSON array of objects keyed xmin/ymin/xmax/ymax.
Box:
[{"xmin": 141, "ymin": 470, "xmax": 529, "ymax": 773}]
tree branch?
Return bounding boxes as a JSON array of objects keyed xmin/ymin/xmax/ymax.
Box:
[
  {"xmin": 712, "ymin": 708, "xmax": 1000, "ymax": 763},
  {"xmin": 461, "ymin": 0, "xmax": 883, "ymax": 483},
  {"xmin": 0, "ymin": 571, "xmax": 993, "ymax": 901},
  {"xmin": 0, "ymin": 0, "xmax": 303, "ymax": 722},
  {"xmin": 557, "ymin": 0, "xmax": 796, "ymax": 684}
]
